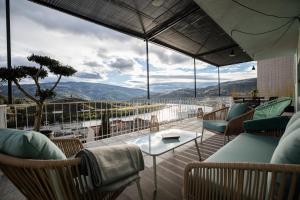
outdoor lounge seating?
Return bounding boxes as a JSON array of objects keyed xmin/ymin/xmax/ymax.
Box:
[
  {"xmin": 201, "ymin": 103, "xmax": 255, "ymax": 144},
  {"xmin": 184, "ymin": 112, "xmax": 300, "ymax": 200},
  {"xmin": 0, "ymin": 129, "xmax": 143, "ymax": 200}
]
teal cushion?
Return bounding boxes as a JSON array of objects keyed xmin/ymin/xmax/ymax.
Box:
[
  {"xmin": 279, "ymin": 111, "xmax": 300, "ymax": 143},
  {"xmin": 271, "ymin": 128, "xmax": 300, "ymax": 165},
  {"xmin": 207, "ymin": 133, "xmax": 279, "ymax": 163},
  {"xmin": 253, "ymin": 97, "xmax": 292, "ymax": 120},
  {"xmin": 226, "ymin": 103, "xmax": 248, "ymax": 121},
  {"xmin": 0, "ymin": 128, "xmax": 66, "ymax": 160},
  {"xmin": 244, "ymin": 116, "xmax": 290, "ymax": 133},
  {"xmin": 203, "ymin": 120, "xmax": 228, "ymax": 133}
]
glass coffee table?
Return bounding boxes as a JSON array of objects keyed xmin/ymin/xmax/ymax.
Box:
[{"xmin": 127, "ymin": 129, "xmax": 202, "ymax": 191}]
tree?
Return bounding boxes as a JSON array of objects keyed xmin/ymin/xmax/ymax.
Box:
[{"xmin": 0, "ymin": 54, "xmax": 77, "ymax": 131}]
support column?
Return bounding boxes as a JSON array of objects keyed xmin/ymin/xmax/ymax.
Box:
[
  {"xmin": 146, "ymin": 40, "xmax": 150, "ymax": 99},
  {"xmin": 217, "ymin": 66, "xmax": 221, "ymax": 97},
  {"xmin": 6, "ymin": 0, "xmax": 12, "ymax": 104},
  {"xmin": 193, "ymin": 58, "xmax": 197, "ymax": 98}
]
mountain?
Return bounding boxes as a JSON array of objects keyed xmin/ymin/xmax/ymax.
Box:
[
  {"xmin": 0, "ymin": 78, "xmax": 257, "ymax": 102},
  {"xmin": 0, "ymin": 82, "xmax": 147, "ymax": 101},
  {"xmin": 148, "ymin": 78, "xmax": 257, "ymax": 99}
]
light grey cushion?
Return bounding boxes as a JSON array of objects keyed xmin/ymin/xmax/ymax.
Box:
[{"xmin": 271, "ymin": 128, "xmax": 300, "ymax": 165}]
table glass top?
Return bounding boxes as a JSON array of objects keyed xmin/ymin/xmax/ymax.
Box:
[{"xmin": 127, "ymin": 129, "xmax": 201, "ymax": 156}]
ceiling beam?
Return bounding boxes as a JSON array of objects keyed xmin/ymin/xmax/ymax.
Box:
[
  {"xmin": 197, "ymin": 44, "xmax": 239, "ymax": 57},
  {"xmin": 146, "ymin": 3, "xmax": 200, "ymax": 40}
]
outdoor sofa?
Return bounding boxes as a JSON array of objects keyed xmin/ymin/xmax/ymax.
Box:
[{"xmin": 184, "ymin": 111, "xmax": 300, "ymax": 199}]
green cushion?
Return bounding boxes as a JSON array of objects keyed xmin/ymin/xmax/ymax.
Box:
[
  {"xmin": 244, "ymin": 116, "xmax": 290, "ymax": 133},
  {"xmin": 0, "ymin": 128, "xmax": 66, "ymax": 160},
  {"xmin": 226, "ymin": 103, "xmax": 248, "ymax": 121},
  {"xmin": 271, "ymin": 128, "xmax": 300, "ymax": 165},
  {"xmin": 253, "ymin": 97, "xmax": 292, "ymax": 120},
  {"xmin": 206, "ymin": 133, "xmax": 279, "ymax": 163},
  {"xmin": 203, "ymin": 120, "xmax": 228, "ymax": 133},
  {"xmin": 279, "ymin": 111, "xmax": 300, "ymax": 143}
]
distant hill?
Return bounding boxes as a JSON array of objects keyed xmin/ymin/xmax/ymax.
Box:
[
  {"xmin": 148, "ymin": 78, "xmax": 257, "ymax": 99},
  {"xmin": 0, "ymin": 78, "xmax": 257, "ymax": 102},
  {"xmin": 0, "ymin": 82, "xmax": 147, "ymax": 101}
]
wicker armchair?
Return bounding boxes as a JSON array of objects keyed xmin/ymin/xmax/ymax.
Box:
[
  {"xmin": 184, "ymin": 125, "xmax": 300, "ymax": 200},
  {"xmin": 0, "ymin": 138, "xmax": 141, "ymax": 200},
  {"xmin": 201, "ymin": 106, "xmax": 254, "ymax": 144}
]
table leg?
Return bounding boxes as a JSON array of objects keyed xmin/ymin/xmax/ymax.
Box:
[
  {"xmin": 153, "ymin": 156, "xmax": 157, "ymax": 191},
  {"xmin": 194, "ymin": 139, "xmax": 202, "ymax": 161}
]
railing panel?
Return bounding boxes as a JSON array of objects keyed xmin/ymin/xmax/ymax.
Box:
[{"xmin": 4, "ymin": 97, "xmax": 232, "ymax": 143}]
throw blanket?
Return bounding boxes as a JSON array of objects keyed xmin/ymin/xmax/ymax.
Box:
[{"xmin": 76, "ymin": 144, "xmax": 144, "ymax": 188}]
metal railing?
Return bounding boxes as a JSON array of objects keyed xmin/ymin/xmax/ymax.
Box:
[{"xmin": 4, "ymin": 97, "xmax": 232, "ymax": 143}]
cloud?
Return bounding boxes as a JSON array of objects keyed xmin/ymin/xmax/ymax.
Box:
[
  {"xmin": 11, "ymin": 0, "xmax": 128, "ymax": 42},
  {"xmin": 83, "ymin": 61, "xmax": 101, "ymax": 68},
  {"xmin": 107, "ymin": 58, "xmax": 134, "ymax": 72},
  {"xmin": 75, "ymin": 72, "xmax": 102, "ymax": 79}
]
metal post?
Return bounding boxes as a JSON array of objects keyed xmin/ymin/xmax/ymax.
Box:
[
  {"xmin": 6, "ymin": 0, "xmax": 12, "ymax": 104},
  {"xmin": 217, "ymin": 66, "xmax": 220, "ymax": 97},
  {"xmin": 146, "ymin": 40, "xmax": 150, "ymax": 99},
  {"xmin": 193, "ymin": 58, "xmax": 197, "ymax": 98}
]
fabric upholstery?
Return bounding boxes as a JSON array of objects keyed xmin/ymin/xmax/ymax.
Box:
[
  {"xmin": 0, "ymin": 128, "xmax": 66, "ymax": 160},
  {"xmin": 271, "ymin": 128, "xmax": 300, "ymax": 165},
  {"xmin": 226, "ymin": 103, "xmax": 248, "ymax": 121},
  {"xmin": 253, "ymin": 97, "xmax": 292, "ymax": 120},
  {"xmin": 244, "ymin": 116, "xmax": 290, "ymax": 133},
  {"xmin": 76, "ymin": 144, "xmax": 144, "ymax": 189},
  {"xmin": 203, "ymin": 120, "xmax": 228, "ymax": 133},
  {"xmin": 206, "ymin": 133, "xmax": 279, "ymax": 163},
  {"xmin": 280, "ymin": 111, "xmax": 300, "ymax": 143}
]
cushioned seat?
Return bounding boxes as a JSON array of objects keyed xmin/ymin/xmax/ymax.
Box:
[
  {"xmin": 203, "ymin": 120, "xmax": 228, "ymax": 133},
  {"xmin": 206, "ymin": 133, "xmax": 279, "ymax": 163}
]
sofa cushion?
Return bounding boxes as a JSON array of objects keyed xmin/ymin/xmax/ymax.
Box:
[
  {"xmin": 279, "ymin": 111, "xmax": 300, "ymax": 143},
  {"xmin": 203, "ymin": 120, "xmax": 228, "ymax": 133},
  {"xmin": 271, "ymin": 128, "xmax": 300, "ymax": 165},
  {"xmin": 0, "ymin": 128, "xmax": 66, "ymax": 160},
  {"xmin": 226, "ymin": 103, "xmax": 248, "ymax": 121},
  {"xmin": 206, "ymin": 133, "xmax": 279, "ymax": 163}
]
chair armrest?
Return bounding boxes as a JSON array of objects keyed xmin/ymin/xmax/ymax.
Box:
[
  {"xmin": 225, "ymin": 108, "xmax": 254, "ymax": 136},
  {"xmin": 244, "ymin": 116, "xmax": 290, "ymax": 136},
  {"xmin": 203, "ymin": 107, "xmax": 229, "ymax": 120},
  {"xmin": 51, "ymin": 138, "xmax": 84, "ymax": 158},
  {"xmin": 184, "ymin": 162, "xmax": 300, "ymax": 200}
]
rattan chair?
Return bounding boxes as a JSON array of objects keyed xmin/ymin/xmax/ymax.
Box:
[
  {"xmin": 201, "ymin": 106, "xmax": 254, "ymax": 144},
  {"xmin": 0, "ymin": 138, "xmax": 142, "ymax": 200}
]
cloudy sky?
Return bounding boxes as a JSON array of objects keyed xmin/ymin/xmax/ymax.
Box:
[{"xmin": 0, "ymin": 0, "xmax": 256, "ymax": 91}]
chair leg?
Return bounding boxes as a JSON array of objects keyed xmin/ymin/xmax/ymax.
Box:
[
  {"xmin": 227, "ymin": 136, "xmax": 230, "ymax": 143},
  {"xmin": 223, "ymin": 135, "xmax": 226, "ymax": 145},
  {"xmin": 201, "ymin": 127, "xmax": 204, "ymax": 143},
  {"xmin": 136, "ymin": 178, "xmax": 143, "ymax": 200}
]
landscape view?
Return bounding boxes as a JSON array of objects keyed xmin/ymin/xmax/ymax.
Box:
[{"xmin": 0, "ymin": 0, "xmax": 257, "ymax": 139}]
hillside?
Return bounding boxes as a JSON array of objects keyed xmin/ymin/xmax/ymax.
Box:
[
  {"xmin": 0, "ymin": 78, "xmax": 257, "ymax": 102},
  {"xmin": 149, "ymin": 78, "xmax": 257, "ymax": 99},
  {"xmin": 0, "ymin": 82, "xmax": 147, "ymax": 101}
]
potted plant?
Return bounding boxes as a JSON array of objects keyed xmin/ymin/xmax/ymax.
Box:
[
  {"xmin": 0, "ymin": 54, "xmax": 77, "ymax": 134},
  {"xmin": 251, "ymin": 89, "xmax": 259, "ymax": 99}
]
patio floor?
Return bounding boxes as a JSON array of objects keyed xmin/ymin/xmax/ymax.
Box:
[{"xmin": 0, "ymin": 118, "xmax": 232, "ymax": 200}]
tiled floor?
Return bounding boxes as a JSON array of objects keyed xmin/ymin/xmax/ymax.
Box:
[{"xmin": 0, "ymin": 118, "xmax": 226, "ymax": 200}]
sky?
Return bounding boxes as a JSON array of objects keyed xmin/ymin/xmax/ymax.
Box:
[{"xmin": 0, "ymin": 0, "xmax": 257, "ymax": 91}]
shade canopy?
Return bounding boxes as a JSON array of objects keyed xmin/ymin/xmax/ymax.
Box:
[
  {"xmin": 28, "ymin": 0, "xmax": 252, "ymax": 66},
  {"xmin": 194, "ymin": 0, "xmax": 300, "ymax": 60}
]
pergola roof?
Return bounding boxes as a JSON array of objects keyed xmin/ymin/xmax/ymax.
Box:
[{"xmin": 28, "ymin": 0, "xmax": 252, "ymax": 66}]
